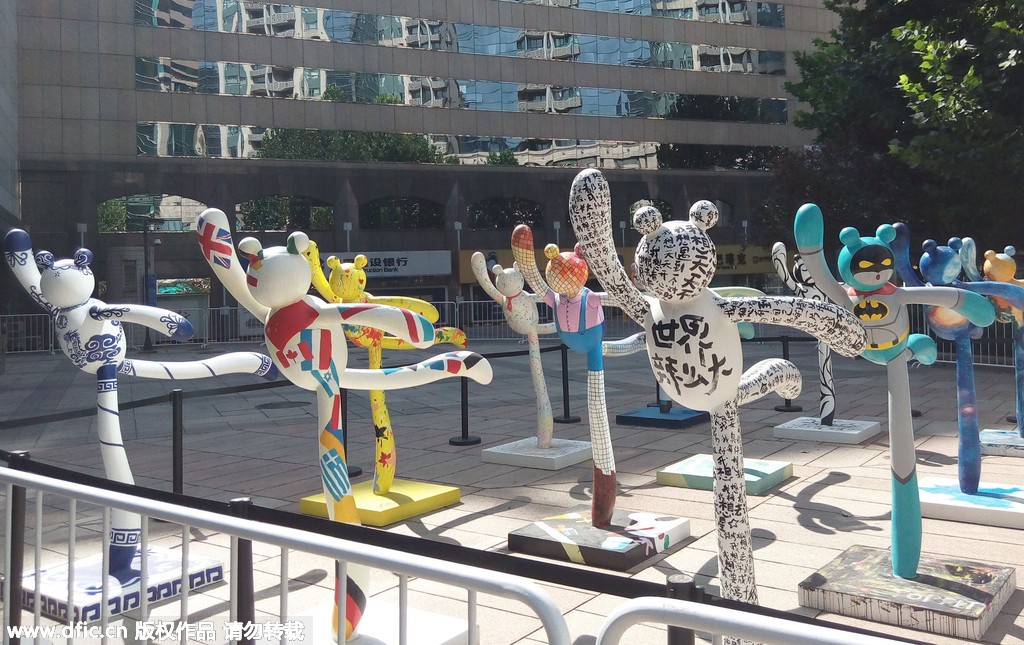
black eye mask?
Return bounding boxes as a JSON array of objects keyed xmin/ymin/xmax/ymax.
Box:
[{"xmin": 850, "ymin": 244, "xmax": 893, "ymax": 273}]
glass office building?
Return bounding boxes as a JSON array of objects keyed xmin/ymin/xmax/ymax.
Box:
[{"xmin": 126, "ymin": 0, "xmax": 813, "ymax": 169}]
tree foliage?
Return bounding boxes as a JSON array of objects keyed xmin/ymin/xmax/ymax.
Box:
[
  {"xmin": 97, "ymin": 198, "xmax": 127, "ymax": 232},
  {"xmin": 467, "ymin": 197, "xmax": 543, "ymax": 230},
  {"xmin": 257, "ymin": 91, "xmax": 459, "ymax": 164},
  {"xmin": 485, "ymin": 149, "xmax": 519, "ymax": 166},
  {"xmin": 238, "ymin": 196, "xmax": 333, "ymax": 232},
  {"xmin": 772, "ymin": 0, "xmax": 1024, "ymax": 254}
]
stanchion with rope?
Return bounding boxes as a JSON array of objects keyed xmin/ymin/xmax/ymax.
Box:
[{"xmin": 449, "ymin": 377, "xmax": 481, "ymax": 446}]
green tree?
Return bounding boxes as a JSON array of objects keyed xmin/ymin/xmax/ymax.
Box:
[
  {"xmin": 258, "ymin": 92, "xmax": 459, "ymax": 165},
  {"xmin": 97, "ymin": 198, "xmax": 127, "ymax": 232},
  {"xmin": 467, "ymin": 197, "xmax": 543, "ymax": 229},
  {"xmin": 779, "ymin": 0, "xmax": 1024, "ymax": 253},
  {"xmin": 485, "ymin": 149, "xmax": 519, "ymax": 166}
]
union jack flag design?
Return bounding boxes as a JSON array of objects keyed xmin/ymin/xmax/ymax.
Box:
[{"xmin": 198, "ymin": 218, "xmax": 234, "ymax": 270}]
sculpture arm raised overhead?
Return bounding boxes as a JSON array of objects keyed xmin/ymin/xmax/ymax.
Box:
[
  {"xmin": 3, "ymin": 229, "xmax": 57, "ymax": 316},
  {"xmin": 792, "ymin": 203, "xmax": 853, "ymax": 306},
  {"xmin": 303, "ymin": 240, "xmax": 340, "ymax": 303},
  {"xmin": 196, "ymin": 208, "xmax": 271, "ymax": 322},
  {"xmin": 510, "ymin": 225, "xmax": 550, "ymax": 298},
  {"xmin": 469, "ymin": 252, "xmax": 507, "ymax": 306},
  {"xmin": 567, "ymin": 169, "xmax": 649, "ymax": 324}
]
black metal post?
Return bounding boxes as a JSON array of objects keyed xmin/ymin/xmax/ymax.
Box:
[
  {"xmin": 773, "ymin": 335, "xmax": 803, "ymax": 413},
  {"xmin": 171, "ymin": 389, "xmax": 183, "ymax": 495},
  {"xmin": 553, "ymin": 344, "xmax": 581, "ymax": 423},
  {"xmin": 341, "ymin": 389, "xmax": 362, "ymax": 477},
  {"xmin": 450, "ymin": 377, "xmax": 481, "ymax": 446},
  {"xmin": 229, "ymin": 498, "xmax": 255, "ymax": 645},
  {"xmin": 7, "ymin": 451, "xmax": 28, "ymax": 645},
  {"xmin": 665, "ymin": 574, "xmax": 697, "ymax": 645}
]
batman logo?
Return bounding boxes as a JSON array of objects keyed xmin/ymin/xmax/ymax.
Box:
[{"xmin": 854, "ymin": 299, "xmax": 889, "ymax": 321}]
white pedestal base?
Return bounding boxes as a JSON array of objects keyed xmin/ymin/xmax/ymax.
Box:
[
  {"xmin": 481, "ymin": 437, "xmax": 592, "ymax": 470},
  {"xmin": 979, "ymin": 428, "xmax": 1024, "ymax": 456},
  {"xmin": 920, "ymin": 476, "xmax": 1024, "ymax": 529},
  {"xmin": 773, "ymin": 417, "xmax": 881, "ymax": 444}
]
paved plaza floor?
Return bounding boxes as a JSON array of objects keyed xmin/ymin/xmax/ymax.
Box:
[{"xmin": 1, "ymin": 337, "xmax": 1023, "ymax": 644}]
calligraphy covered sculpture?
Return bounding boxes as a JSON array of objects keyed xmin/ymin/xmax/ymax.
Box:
[
  {"xmin": 4, "ymin": 228, "xmax": 277, "ymax": 577},
  {"xmin": 568, "ymin": 169, "xmax": 866, "ymax": 605},
  {"xmin": 303, "ymin": 244, "xmax": 468, "ymax": 495},
  {"xmin": 196, "ymin": 209, "xmax": 492, "ymax": 640},
  {"xmin": 793, "ymin": 205, "xmax": 994, "ymax": 579}
]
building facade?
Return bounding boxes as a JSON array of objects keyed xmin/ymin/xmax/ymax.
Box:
[{"xmin": 5, "ymin": 0, "xmax": 836, "ymax": 312}]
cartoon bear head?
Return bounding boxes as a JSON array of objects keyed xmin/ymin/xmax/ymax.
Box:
[
  {"xmin": 918, "ymin": 238, "xmax": 964, "ymax": 286},
  {"xmin": 837, "ymin": 224, "xmax": 897, "ymax": 291},
  {"xmin": 327, "ymin": 254, "xmax": 368, "ymax": 302},
  {"xmin": 237, "ymin": 232, "xmax": 311, "ymax": 309},
  {"xmin": 632, "ymin": 200, "xmax": 718, "ymax": 301},
  {"xmin": 491, "ymin": 263, "xmax": 525, "ymax": 298},
  {"xmin": 35, "ymin": 248, "xmax": 96, "ymax": 309}
]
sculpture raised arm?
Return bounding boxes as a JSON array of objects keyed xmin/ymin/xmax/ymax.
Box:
[{"xmin": 566, "ymin": 169, "xmax": 649, "ymax": 324}]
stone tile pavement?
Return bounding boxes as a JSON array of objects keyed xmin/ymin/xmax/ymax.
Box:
[{"xmin": 1, "ymin": 337, "xmax": 1022, "ymax": 644}]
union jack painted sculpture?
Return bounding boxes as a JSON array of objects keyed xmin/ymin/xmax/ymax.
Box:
[{"xmin": 196, "ymin": 209, "xmax": 491, "ymax": 640}]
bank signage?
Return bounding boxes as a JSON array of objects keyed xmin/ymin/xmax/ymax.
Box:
[{"xmin": 328, "ymin": 251, "xmax": 451, "ymax": 277}]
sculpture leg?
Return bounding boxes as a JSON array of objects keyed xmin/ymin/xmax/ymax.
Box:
[
  {"xmin": 955, "ymin": 335, "xmax": 981, "ymax": 494},
  {"xmin": 886, "ymin": 355, "xmax": 921, "ymax": 579},
  {"xmin": 588, "ymin": 369, "xmax": 616, "ymax": 528},
  {"xmin": 526, "ymin": 330, "xmax": 553, "ymax": 448},
  {"xmin": 817, "ymin": 342, "xmax": 835, "ymax": 426},
  {"xmin": 367, "ymin": 344, "xmax": 396, "ymax": 495},
  {"xmin": 710, "ymin": 400, "xmax": 758, "ymax": 606},
  {"xmin": 1014, "ymin": 320, "xmax": 1024, "ymax": 436},
  {"xmin": 96, "ymin": 364, "xmax": 141, "ymax": 577},
  {"xmin": 317, "ymin": 390, "xmax": 368, "ymax": 641}
]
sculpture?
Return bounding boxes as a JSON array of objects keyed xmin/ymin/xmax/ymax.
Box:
[
  {"xmin": 977, "ymin": 246, "xmax": 1024, "ymax": 433},
  {"xmin": 772, "ymin": 244, "xmax": 837, "ymax": 425},
  {"xmin": 793, "ymin": 205, "xmax": 994, "ymax": 578},
  {"xmin": 469, "ymin": 253, "xmax": 555, "ymax": 447},
  {"xmin": 196, "ymin": 209, "xmax": 492, "ymax": 640},
  {"xmin": 304, "ymin": 244, "xmax": 467, "ymax": 495},
  {"xmin": 510, "ymin": 227, "xmax": 618, "ymax": 527},
  {"xmin": 891, "ymin": 229, "xmax": 1024, "ymax": 494},
  {"xmin": 568, "ymin": 170, "xmax": 867, "ymax": 604},
  {"xmin": 3, "ymin": 228, "xmax": 278, "ymax": 578}
]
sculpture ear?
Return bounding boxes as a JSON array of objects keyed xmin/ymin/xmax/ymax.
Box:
[
  {"xmin": 947, "ymin": 237, "xmax": 963, "ymax": 252},
  {"xmin": 573, "ymin": 243, "xmax": 584, "ymax": 258},
  {"xmin": 922, "ymin": 239, "xmax": 937, "ymax": 254},
  {"xmin": 34, "ymin": 250, "xmax": 54, "ymax": 270},
  {"xmin": 543, "ymin": 244, "xmax": 560, "ymax": 260},
  {"xmin": 238, "ymin": 237, "xmax": 262, "ymax": 255},
  {"xmin": 633, "ymin": 205, "xmax": 662, "ymax": 235},
  {"xmin": 326, "ymin": 256, "xmax": 341, "ymax": 269},
  {"xmin": 491, "ymin": 263, "xmax": 503, "ymax": 276},
  {"xmin": 839, "ymin": 227, "xmax": 861, "ymax": 247},
  {"xmin": 1005, "ymin": 246, "xmax": 1017, "ymax": 258},
  {"xmin": 688, "ymin": 200, "xmax": 718, "ymax": 231},
  {"xmin": 73, "ymin": 248, "xmax": 94, "ymax": 268},
  {"xmin": 355, "ymin": 254, "xmax": 368, "ymax": 269},
  {"xmin": 286, "ymin": 231, "xmax": 309, "ymax": 255},
  {"xmin": 876, "ymin": 224, "xmax": 896, "ymax": 244}
]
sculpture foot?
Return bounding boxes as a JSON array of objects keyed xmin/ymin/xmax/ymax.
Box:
[{"xmin": 591, "ymin": 467, "xmax": 616, "ymax": 529}]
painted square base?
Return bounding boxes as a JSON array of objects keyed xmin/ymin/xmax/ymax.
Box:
[
  {"xmin": 481, "ymin": 437, "xmax": 592, "ymax": 470},
  {"xmin": 307, "ymin": 602, "xmax": 471, "ymax": 645},
  {"xmin": 615, "ymin": 405, "xmax": 709, "ymax": 429},
  {"xmin": 656, "ymin": 454, "xmax": 793, "ymax": 496},
  {"xmin": 17, "ymin": 546, "xmax": 222, "ymax": 623},
  {"xmin": 300, "ymin": 479, "xmax": 461, "ymax": 526},
  {"xmin": 979, "ymin": 428, "xmax": 1024, "ymax": 456},
  {"xmin": 773, "ymin": 417, "xmax": 881, "ymax": 444},
  {"xmin": 920, "ymin": 476, "xmax": 1024, "ymax": 529},
  {"xmin": 507, "ymin": 506, "xmax": 689, "ymax": 571},
  {"xmin": 799, "ymin": 545, "xmax": 1015, "ymax": 640}
]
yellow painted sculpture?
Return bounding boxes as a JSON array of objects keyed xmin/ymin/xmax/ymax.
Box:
[{"xmin": 305, "ymin": 242, "xmax": 467, "ymax": 495}]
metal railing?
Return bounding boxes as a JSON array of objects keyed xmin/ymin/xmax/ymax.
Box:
[
  {"xmin": 6, "ymin": 300, "xmax": 1017, "ymax": 369},
  {"xmin": 1, "ymin": 465, "xmax": 572, "ymax": 645},
  {"xmin": 597, "ymin": 598, "xmax": 900, "ymax": 645}
]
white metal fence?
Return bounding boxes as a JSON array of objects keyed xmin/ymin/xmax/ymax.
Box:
[
  {"xmin": 3, "ymin": 301, "xmax": 1018, "ymax": 367},
  {"xmin": 1, "ymin": 466, "xmax": 905, "ymax": 645}
]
